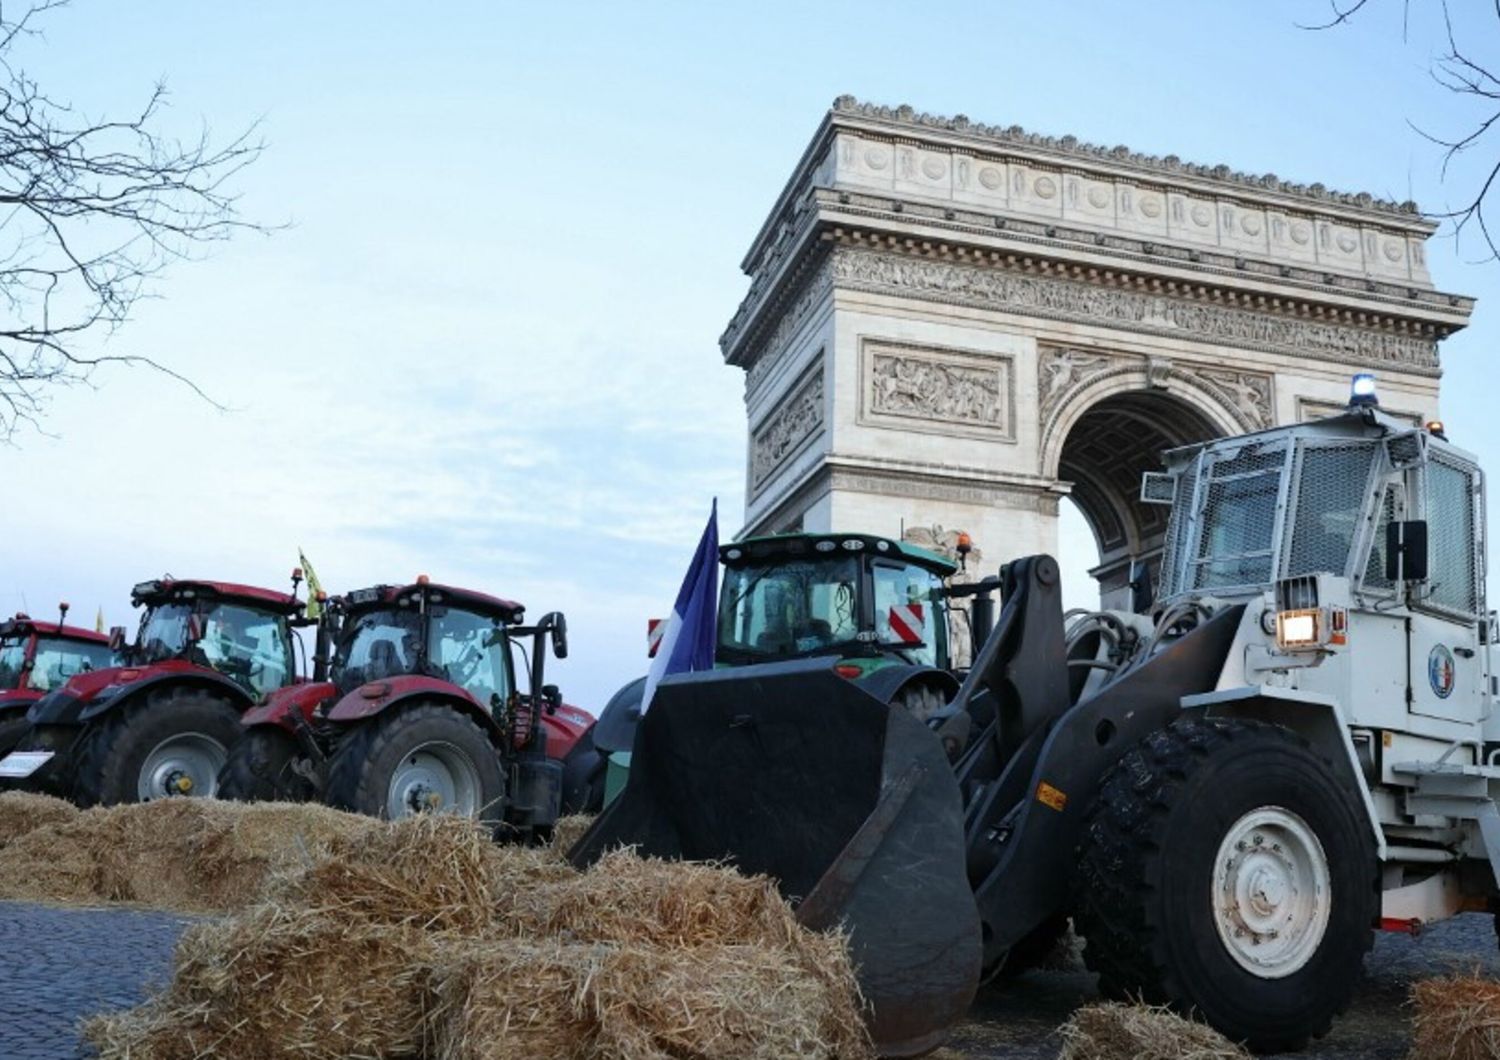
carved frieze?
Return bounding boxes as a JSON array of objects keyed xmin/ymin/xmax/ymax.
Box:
[
  {"xmin": 860, "ymin": 340, "xmax": 1015, "ymax": 441},
  {"xmin": 750, "ymin": 366, "xmax": 824, "ymax": 494},
  {"xmin": 831, "ymin": 246, "xmax": 1440, "ymax": 375}
]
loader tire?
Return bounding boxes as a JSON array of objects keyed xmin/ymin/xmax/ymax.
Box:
[
  {"xmin": 1075, "ymin": 716, "xmax": 1376, "ymax": 1053},
  {"xmin": 324, "ymin": 702, "xmax": 505, "ymax": 825},
  {"xmin": 218, "ymin": 727, "xmax": 316, "ymax": 802},
  {"xmin": 891, "ymin": 682, "xmax": 949, "ymax": 723},
  {"xmin": 73, "ymin": 687, "xmax": 243, "ymax": 807}
]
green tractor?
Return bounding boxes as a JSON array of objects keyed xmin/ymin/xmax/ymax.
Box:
[{"xmin": 590, "ymin": 532, "xmax": 991, "ymax": 800}]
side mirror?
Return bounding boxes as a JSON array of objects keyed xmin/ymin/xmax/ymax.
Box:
[
  {"xmin": 1386, "ymin": 520, "xmax": 1430, "ymax": 583},
  {"xmin": 108, "ymin": 626, "xmax": 127, "ymax": 652},
  {"xmin": 541, "ymin": 610, "xmax": 568, "ymax": 660}
]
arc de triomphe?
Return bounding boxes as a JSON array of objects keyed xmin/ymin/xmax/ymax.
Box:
[{"xmin": 721, "ymin": 97, "xmax": 1474, "ymax": 606}]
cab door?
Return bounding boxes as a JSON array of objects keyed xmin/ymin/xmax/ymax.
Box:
[{"xmin": 1409, "ymin": 455, "xmax": 1486, "ymax": 724}]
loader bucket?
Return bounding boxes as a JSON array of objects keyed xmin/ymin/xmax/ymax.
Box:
[{"xmin": 569, "ymin": 656, "xmax": 983, "ymax": 1057}]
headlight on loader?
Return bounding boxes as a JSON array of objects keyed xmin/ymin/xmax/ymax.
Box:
[{"xmin": 1276, "ymin": 609, "xmax": 1322, "ymax": 649}]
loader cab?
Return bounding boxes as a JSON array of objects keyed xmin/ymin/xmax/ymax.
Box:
[
  {"xmin": 716, "ymin": 533, "xmax": 956, "ymax": 670},
  {"xmin": 1148, "ymin": 386, "xmax": 1489, "ymax": 728},
  {"xmin": 333, "ymin": 582, "xmax": 521, "ymax": 707}
]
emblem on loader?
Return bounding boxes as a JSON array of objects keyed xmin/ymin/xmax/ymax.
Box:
[{"xmin": 1429, "ymin": 644, "xmax": 1456, "ymax": 699}]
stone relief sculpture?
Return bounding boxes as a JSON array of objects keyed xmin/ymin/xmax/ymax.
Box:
[
  {"xmin": 750, "ymin": 371, "xmax": 823, "ymax": 491},
  {"xmin": 870, "ymin": 352, "xmax": 1005, "ymax": 428}
]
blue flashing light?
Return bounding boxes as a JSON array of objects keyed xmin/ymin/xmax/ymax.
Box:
[{"xmin": 1349, "ymin": 373, "xmax": 1379, "ymax": 408}]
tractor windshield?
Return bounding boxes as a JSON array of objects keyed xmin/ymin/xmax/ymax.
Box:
[
  {"xmin": 26, "ymin": 636, "xmax": 113, "ymax": 693},
  {"xmin": 718, "ymin": 556, "xmax": 862, "ymax": 661},
  {"xmin": 428, "ymin": 606, "xmax": 511, "ymax": 705},
  {"xmin": 198, "ymin": 604, "xmax": 294, "ymax": 696},
  {"xmin": 138, "ymin": 603, "xmax": 195, "ymax": 663},
  {"xmin": 871, "ymin": 562, "xmax": 947, "ymax": 668},
  {"xmin": 0, "ymin": 637, "xmax": 24, "ymax": 690},
  {"xmin": 335, "ymin": 608, "xmax": 423, "ymax": 689},
  {"xmin": 136, "ymin": 600, "xmax": 292, "ymax": 695}
]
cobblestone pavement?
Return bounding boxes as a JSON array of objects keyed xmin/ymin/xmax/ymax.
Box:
[
  {"xmin": 0, "ymin": 899, "xmax": 1495, "ymax": 1058},
  {"xmin": 0, "ymin": 900, "xmax": 191, "ymax": 1060}
]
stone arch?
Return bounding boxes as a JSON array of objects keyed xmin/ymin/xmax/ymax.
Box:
[{"xmin": 1042, "ymin": 366, "xmax": 1246, "ymax": 608}]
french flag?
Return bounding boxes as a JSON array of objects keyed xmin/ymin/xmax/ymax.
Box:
[{"xmin": 641, "ymin": 501, "xmax": 719, "ymax": 712}]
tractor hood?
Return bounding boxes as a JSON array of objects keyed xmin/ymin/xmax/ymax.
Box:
[
  {"xmin": 26, "ymin": 658, "xmax": 224, "ymax": 725},
  {"xmin": 240, "ymin": 680, "xmax": 337, "ymax": 729}
]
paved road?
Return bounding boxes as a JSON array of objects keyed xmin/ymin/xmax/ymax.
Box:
[
  {"xmin": 0, "ymin": 899, "xmax": 1494, "ymax": 1059},
  {"xmin": 0, "ymin": 901, "xmax": 190, "ymax": 1060}
]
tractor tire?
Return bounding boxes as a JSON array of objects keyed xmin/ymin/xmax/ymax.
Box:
[
  {"xmin": 1074, "ymin": 716, "xmax": 1377, "ymax": 1053},
  {"xmin": 218, "ymin": 727, "xmax": 316, "ymax": 803},
  {"xmin": 73, "ymin": 687, "xmax": 243, "ymax": 807},
  {"xmin": 0, "ymin": 711, "xmax": 30, "ymax": 759},
  {"xmin": 323, "ymin": 702, "xmax": 505, "ymax": 825}
]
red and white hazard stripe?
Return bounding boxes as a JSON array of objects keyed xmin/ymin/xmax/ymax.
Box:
[
  {"xmin": 887, "ymin": 603, "xmax": 925, "ymax": 645},
  {"xmin": 646, "ymin": 618, "xmax": 666, "ymax": 658}
]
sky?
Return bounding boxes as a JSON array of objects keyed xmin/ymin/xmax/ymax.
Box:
[{"xmin": 2, "ymin": 1, "xmax": 1497, "ymax": 710}]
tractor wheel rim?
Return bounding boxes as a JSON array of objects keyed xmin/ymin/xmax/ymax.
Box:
[
  {"xmin": 1211, "ymin": 805, "xmax": 1331, "ymax": 979},
  {"xmin": 386, "ymin": 741, "xmax": 481, "ymax": 818},
  {"xmin": 138, "ymin": 732, "xmax": 228, "ymax": 801}
]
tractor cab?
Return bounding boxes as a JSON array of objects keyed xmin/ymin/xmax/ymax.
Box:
[
  {"xmin": 0, "ymin": 611, "xmax": 113, "ymax": 700},
  {"xmin": 716, "ymin": 532, "xmax": 957, "ymax": 672},
  {"xmin": 332, "ymin": 580, "xmax": 522, "ymax": 706},
  {"xmin": 120, "ymin": 579, "xmax": 300, "ymax": 698}
]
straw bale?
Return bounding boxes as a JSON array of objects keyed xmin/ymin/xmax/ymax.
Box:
[
  {"xmin": 1057, "ymin": 1002, "xmax": 1249, "ymax": 1060},
  {"xmin": 550, "ymin": 813, "xmax": 595, "ymax": 856},
  {"xmin": 269, "ymin": 813, "xmax": 577, "ymax": 935},
  {"xmin": 1410, "ymin": 974, "xmax": 1500, "ymax": 1060},
  {"xmin": 431, "ymin": 938, "xmax": 871, "ymax": 1060},
  {"xmin": 525, "ymin": 848, "xmax": 800, "ymax": 949},
  {"xmin": 0, "ymin": 790, "xmax": 78, "ymax": 846},
  {"xmin": 0, "ymin": 798, "xmax": 375, "ymax": 912},
  {"xmin": 84, "ymin": 903, "xmax": 434, "ymax": 1060}
]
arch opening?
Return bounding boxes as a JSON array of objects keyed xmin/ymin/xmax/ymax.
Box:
[{"xmin": 1057, "ymin": 389, "xmax": 1222, "ymax": 611}]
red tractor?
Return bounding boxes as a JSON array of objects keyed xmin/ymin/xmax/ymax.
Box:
[
  {"xmin": 221, "ymin": 579, "xmax": 602, "ymax": 836},
  {"xmin": 0, "ymin": 606, "xmax": 114, "ymax": 757},
  {"xmin": 0, "ymin": 576, "xmax": 306, "ymax": 805}
]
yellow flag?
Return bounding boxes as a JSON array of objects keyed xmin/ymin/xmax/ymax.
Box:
[
  {"xmin": 299, "ymin": 548, "xmax": 324, "ymax": 620},
  {"xmin": 95, "ymin": 607, "xmax": 104, "ymax": 633}
]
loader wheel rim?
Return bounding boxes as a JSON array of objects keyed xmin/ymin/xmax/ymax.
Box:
[
  {"xmin": 387, "ymin": 741, "xmax": 480, "ymax": 818},
  {"xmin": 138, "ymin": 733, "xmax": 227, "ymax": 801},
  {"xmin": 1212, "ymin": 805, "xmax": 1331, "ymax": 979}
]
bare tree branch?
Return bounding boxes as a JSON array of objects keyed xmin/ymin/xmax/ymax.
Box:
[
  {"xmin": 1304, "ymin": 0, "xmax": 1500, "ymax": 263},
  {"xmin": 0, "ymin": 1, "xmax": 270, "ymax": 439}
]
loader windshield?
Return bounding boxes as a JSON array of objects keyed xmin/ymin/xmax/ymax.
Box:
[{"xmin": 718, "ymin": 556, "xmax": 862, "ymax": 661}]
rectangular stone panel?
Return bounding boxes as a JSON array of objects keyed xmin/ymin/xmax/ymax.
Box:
[
  {"xmin": 750, "ymin": 361, "xmax": 825, "ymax": 494},
  {"xmin": 858, "ymin": 339, "xmax": 1015, "ymax": 442}
]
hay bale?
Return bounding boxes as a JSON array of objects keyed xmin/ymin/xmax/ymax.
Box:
[
  {"xmin": 84, "ymin": 904, "xmax": 434, "ymax": 1060},
  {"xmin": 550, "ymin": 813, "xmax": 595, "ymax": 856},
  {"xmin": 431, "ymin": 938, "xmax": 871, "ymax": 1060},
  {"xmin": 0, "ymin": 790, "xmax": 79, "ymax": 847},
  {"xmin": 270, "ymin": 813, "xmax": 577, "ymax": 935},
  {"xmin": 1057, "ymin": 1002, "xmax": 1248, "ymax": 1060},
  {"xmin": 527, "ymin": 848, "xmax": 800, "ymax": 949},
  {"xmin": 0, "ymin": 798, "xmax": 375, "ymax": 912},
  {"xmin": 1410, "ymin": 974, "xmax": 1500, "ymax": 1060}
]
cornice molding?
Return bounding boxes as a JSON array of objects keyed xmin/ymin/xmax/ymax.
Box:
[{"xmin": 832, "ymin": 96, "xmax": 1420, "ymax": 220}]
